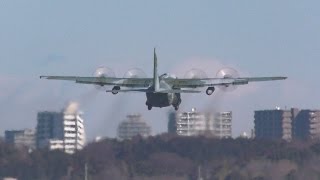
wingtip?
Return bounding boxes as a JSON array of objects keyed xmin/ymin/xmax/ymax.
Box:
[{"xmin": 276, "ymin": 76, "xmax": 287, "ymax": 80}]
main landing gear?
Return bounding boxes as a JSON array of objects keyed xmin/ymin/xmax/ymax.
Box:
[
  {"xmin": 112, "ymin": 86, "xmax": 120, "ymax": 95},
  {"xmin": 145, "ymin": 102, "xmax": 179, "ymax": 111},
  {"xmin": 173, "ymin": 99, "xmax": 181, "ymax": 111},
  {"xmin": 146, "ymin": 102, "xmax": 152, "ymax": 110},
  {"xmin": 206, "ymin": 87, "xmax": 215, "ymax": 95}
]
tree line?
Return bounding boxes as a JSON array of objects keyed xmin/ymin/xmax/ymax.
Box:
[{"xmin": 1, "ymin": 134, "xmax": 320, "ymax": 180}]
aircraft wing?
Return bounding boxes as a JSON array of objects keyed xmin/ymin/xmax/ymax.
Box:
[
  {"xmin": 105, "ymin": 89, "xmax": 201, "ymax": 93},
  {"xmin": 165, "ymin": 76, "xmax": 287, "ymax": 88},
  {"xmin": 40, "ymin": 76, "xmax": 153, "ymax": 88}
]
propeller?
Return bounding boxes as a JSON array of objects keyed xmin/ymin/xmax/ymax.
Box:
[
  {"xmin": 184, "ymin": 68, "xmax": 208, "ymax": 79},
  {"xmin": 123, "ymin": 68, "xmax": 147, "ymax": 78},
  {"xmin": 216, "ymin": 67, "xmax": 239, "ymax": 92},
  {"xmin": 94, "ymin": 66, "xmax": 115, "ymax": 78},
  {"xmin": 93, "ymin": 66, "xmax": 116, "ymax": 90}
]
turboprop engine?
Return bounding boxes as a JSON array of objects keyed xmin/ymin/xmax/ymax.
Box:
[
  {"xmin": 93, "ymin": 66, "xmax": 115, "ymax": 90},
  {"xmin": 216, "ymin": 67, "xmax": 240, "ymax": 92}
]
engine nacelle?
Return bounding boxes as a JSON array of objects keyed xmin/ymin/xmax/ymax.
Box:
[
  {"xmin": 160, "ymin": 73, "xmax": 177, "ymax": 79},
  {"xmin": 111, "ymin": 86, "xmax": 120, "ymax": 95},
  {"xmin": 94, "ymin": 67, "xmax": 115, "ymax": 90},
  {"xmin": 206, "ymin": 87, "xmax": 215, "ymax": 95},
  {"xmin": 216, "ymin": 67, "xmax": 239, "ymax": 92}
]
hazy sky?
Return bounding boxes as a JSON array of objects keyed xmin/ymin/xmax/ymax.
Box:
[{"xmin": 0, "ymin": 1, "xmax": 319, "ymax": 140}]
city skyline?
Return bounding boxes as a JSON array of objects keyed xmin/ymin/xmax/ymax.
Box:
[
  {"xmin": 6, "ymin": 105, "xmax": 320, "ymax": 142},
  {"xmin": 1, "ymin": 1, "xmax": 320, "ymax": 139}
]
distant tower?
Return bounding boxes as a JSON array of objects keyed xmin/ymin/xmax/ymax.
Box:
[
  {"xmin": 251, "ymin": 129, "xmax": 255, "ymax": 139},
  {"xmin": 117, "ymin": 114, "xmax": 151, "ymax": 139},
  {"xmin": 197, "ymin": 165, "xmax": 204, "ymax": 180},
  {"xmin": 36, "ymin": 111, "xmax": 64, "ymax": 149},
  {"xmin": 168, "ymin": 111, "xmax": 177, "ymax": 134}
]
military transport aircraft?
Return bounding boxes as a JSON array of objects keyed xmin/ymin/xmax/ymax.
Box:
[{"xmin": 40, "ymin": 49, "xmax": 287, "ymax": 110}]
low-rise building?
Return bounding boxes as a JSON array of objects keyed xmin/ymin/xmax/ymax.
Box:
[
  {"xmin": 5, "ymin": 129, "xmax": 35, "ymax": 149},
  {"xmin": 3, "ymin": 177, "xmax": 18, "ymax": 180},
  {"xmin": 118, "ymin": 114, "xmax": 151, "ymax": 139}
]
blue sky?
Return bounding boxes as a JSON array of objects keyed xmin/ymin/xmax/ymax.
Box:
[{"xmin": 0, "ymin": 1, "xmax": 319, "ymax": 140}]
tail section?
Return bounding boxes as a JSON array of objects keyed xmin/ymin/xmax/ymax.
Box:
[{"xmin": 153, "ymin": 48, "xmax": 160, "ymax": 92}]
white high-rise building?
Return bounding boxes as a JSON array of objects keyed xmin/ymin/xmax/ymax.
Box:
[
  {"xmin": 176, "ymin": 108, "xmax": 232, "ymax": 138},
  {"xmin": 36, "ymin": 102, "xmax": 86, "ymax": 154},
  {"xmin": 176, "ymin": 108, "xmax": 207, "ymax": 136},
  {"xmin": 63, "ymin": 102, "xmax": 86, "ymax": 154},
  {"xmin": 209, "ymin": 111, "xmax": 232, "ymax": 138}
]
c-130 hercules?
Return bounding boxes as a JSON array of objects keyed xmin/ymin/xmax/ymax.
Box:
[{"xmin": 41, "ymin": 49, "xmax": 287, "ymax": 111}]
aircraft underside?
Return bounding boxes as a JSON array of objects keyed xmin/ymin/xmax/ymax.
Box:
[{"xmin": 145, "ymin": 92, "xmax": 181, "ymax": 111}]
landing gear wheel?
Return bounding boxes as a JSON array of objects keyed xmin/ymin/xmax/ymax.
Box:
[
  {"xmin": 206, "ymin": 87, "xmax": 215, "ymax": 95},
  {"xmin": 148, "ymin": 105, "xmax": 152, "ymax": 110},
  {"xmin": 111, "ymin": 86, "xmax": 120, "ymax": 95}
]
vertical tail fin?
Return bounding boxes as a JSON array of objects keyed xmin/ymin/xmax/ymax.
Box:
[{"xmin": 153, "ymin": 48, "xmax": 160, "ymax": 92}]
